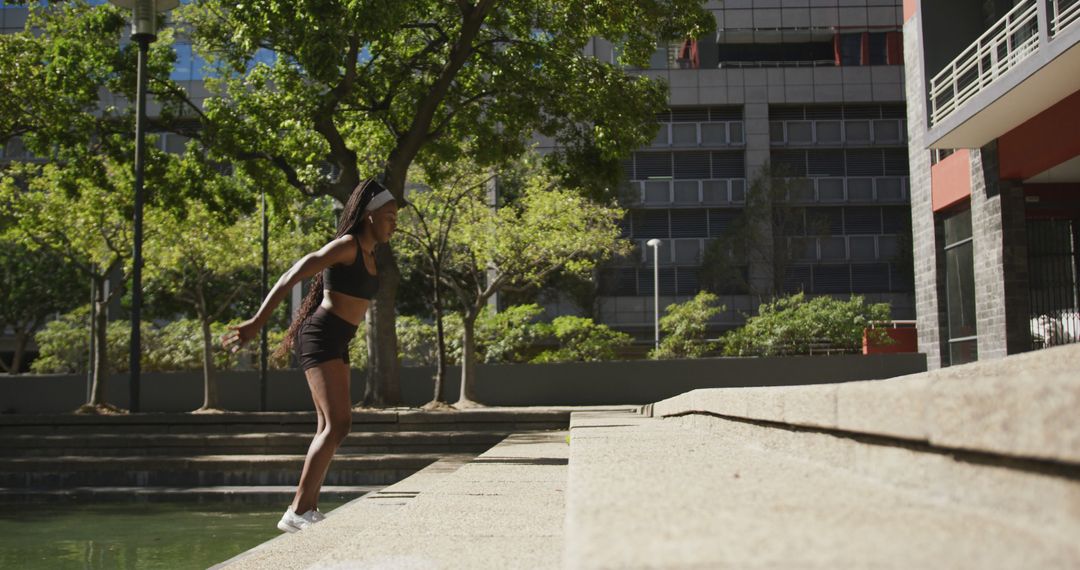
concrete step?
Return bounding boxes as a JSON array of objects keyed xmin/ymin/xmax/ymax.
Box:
[
  {"xmin": 0, "ymin": 485, "xmax": 381, "ymax": 504},
  {"xmin": 0, "ymin": 409, "xmax": 571, "ymax": 435},
  {"xmin": 1, "ymin": 452, "xmax": 476, "ymax": 488},
  {"xmin": 0, "ymin": 430, "xmax": 507, "ymax": 457},
  {"xmin": 563, "ymin": 410, "xmax": 1080, "ymax": 569}
]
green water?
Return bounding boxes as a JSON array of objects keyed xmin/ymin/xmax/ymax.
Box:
[{"xmin": 0, "ymin": 499, "xmax": 348, "ymax": 570}]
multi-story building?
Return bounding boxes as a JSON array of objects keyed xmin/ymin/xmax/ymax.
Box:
[
  {"xmin": 539, "ymin": 0, "xmax": 915, "ymax": 340},
  {"xmin": 902, "ymin": 0, "xmax": 1080, "ymax": 369}
]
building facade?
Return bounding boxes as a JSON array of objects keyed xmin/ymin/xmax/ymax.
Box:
[
  {"xmin": 902, "ymin": 0, "xmax": 1080, "ymax": 369},
  {"xmin": 539, "ymin": 0, "xmax": 915, "ymax": 339}
]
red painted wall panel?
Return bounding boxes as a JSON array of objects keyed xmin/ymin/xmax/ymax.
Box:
[
  {"xmin": 999, "ymin": 89, "xmax": 1080, "ymax": 181},
  {"xmin": 931, "ymin": 149, "xmax": 972, "ymax": 212}
]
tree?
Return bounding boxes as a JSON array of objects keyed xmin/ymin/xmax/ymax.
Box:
[
  {"xmin": 0, "ymin": 1, "xmax": 193, "ymax": 413},
  {"xmin": 649, "ymin": 291, "xmax": 725, "ymax": 359},
  {"xmin": 144, "ymin": 169, "xmax": 331, "ymax": 411},
  {"xmin": 400, "ymin": 156, "xmax": 627, "ymax": 407},
  {"xmin": 0, "ymin": 240, "xmax": 83, "ymax": 373},
  {"xmin": 178, "ymin": 0, "xmax": 714, "ymax": 405},
  {"xmin": 700, "ymin": 163, "xmax": 826, "ymax": 298},
  {"xmin": 1, "ymin": 159, "xmax": 141, "ymax": 413}
]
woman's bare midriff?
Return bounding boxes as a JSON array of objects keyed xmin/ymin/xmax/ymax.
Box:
[{"xmin": 320, "ymin": 290, "xmax": 370, "ymax": 326}]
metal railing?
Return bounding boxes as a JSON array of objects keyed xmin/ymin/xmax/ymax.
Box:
[
  {"xmin": 1051, "ymin": 0, "xmax": 1080, "ymax": 38},
  {"xmin": 929, "ymin": 0, "xmax": 1040, "ymax": 127}
]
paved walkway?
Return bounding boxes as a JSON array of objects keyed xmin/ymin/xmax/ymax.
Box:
[{"xmin": 215, "ymin": 431, "xmax": 569, "ymax": 570}]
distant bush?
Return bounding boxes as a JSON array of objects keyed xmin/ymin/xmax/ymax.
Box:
[
  {"xmin": 650, "ymin": 292, "xmax": 726, "ymax": 359},
  {"xmin": 33, "ymin": 308, "xmax": 290, "ymax": 373},
  {"xmin": 475, "ymin": 304, "xmax": 545, "ymax": 364},
  {"xmin": 531, "ymin": 316, "xmax": 632, "ymax": 363},
  {"xmin": 723, "ymin": 293, "xmax": 892, "ymax": 356},
  {"xmin": 31, "ymin": 306, "xmax": 156, "ymax": 374}
]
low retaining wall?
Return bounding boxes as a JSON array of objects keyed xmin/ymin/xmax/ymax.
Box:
[{"xmin": 0, "ymin": 353, "xmax": 926, "ymax": 414}]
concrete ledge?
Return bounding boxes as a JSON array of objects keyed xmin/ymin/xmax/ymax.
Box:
[
  {"xmin": 0, "ymin": 353, "xmax": 925, "ymax": 413},
  {"xmin": 651, "ymin": 344, "xmax": 1080, "ymax": 465}
]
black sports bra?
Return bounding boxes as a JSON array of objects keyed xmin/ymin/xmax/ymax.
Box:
[{"xmin": 323, "ymin": 238, "xmax": 379, "ymax": 300}]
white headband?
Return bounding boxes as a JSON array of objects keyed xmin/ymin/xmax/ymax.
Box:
[{"xmin": 364, "ymin": 190, "xmax": 395, "ymax": 213}]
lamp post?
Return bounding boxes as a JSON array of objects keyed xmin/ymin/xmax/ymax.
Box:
[
  {"xmin": 646, "ymin": 238, "xmax": 662, "ymax": 351},
  {"xmin": 108, "ymin": 0, "xmax": 179, "ymax": 412}
]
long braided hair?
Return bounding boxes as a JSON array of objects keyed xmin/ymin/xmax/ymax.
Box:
[{"xmin": 273, "ymin": 179, "xmax": 388, "ymax": 360}]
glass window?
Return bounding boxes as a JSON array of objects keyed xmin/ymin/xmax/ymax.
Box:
[
  {"xmin": 701, "ymin": 123, "xmax": 728, "ymax": 145},
  {"xmin": 673, "ymin": 181, "xmax": 699, "ymax": 204},
  {"xmin": 172, "ymin": 43, "xmax": 194, "ymax": 81},
  {"xmin": 670, "ymin": 209, "xmax": 707, "ymax": 238},
  {"xmin": 838, "ymin": 33, "xmax": 862, "ymax": 66},
  {"xmin": 671, "ymin": 124, "xmax": 698, "ymax": 146},
  {"xmin": 674, "ymin": 240, "xmax": 702, "ymax": 263},
  {"xmin": 673, "ymin": 152, "xmax": 710, "ymax": 179},
  {"xmin": 868, "ymin": 33, "xmax": 888, "ymax": 65},
  {"xmin": 814, "ymin": 264, "xmax": 852, "ymax": 293},
  {"xmin": 943, "ymin": 208, "xmax": 977, "ymax": 365},
  {"xmin": 634, "ymin": 152, "xmax": 672, "ymax": 179},
  {"xmin": 708, "ymin": 209, "xmax": 738, "ymax": 236},
  {"xmin": 633, "ymin": 209, "xmax": 670, "ymax": 239}
]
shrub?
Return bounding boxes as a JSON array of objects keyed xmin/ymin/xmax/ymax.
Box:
[
  {"xmin": 476, "ymin": 304, "xmax": 545, "ymax": 364},
  {"xmin": 31, "ymin": 306, "xmax": 158, "ymax": 374},
  {"xmin": 650, "ymin": 292, "xmax": 726, "ymax": 359},
  {"xmin": 723, "ymin": 293, "xmax": 892, "ymax": 356},
  {"xmin": 397, "ymin": 315, "xmax": 438, "ymax": 366},
  {"xmin": 531, "ymin": 316, "xmax": 632, "ymax": 363}
]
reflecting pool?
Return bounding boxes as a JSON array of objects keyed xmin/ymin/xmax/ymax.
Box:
[{"xmin": 0, "ymin": 498, "xmax": 350, "ymax": 569}]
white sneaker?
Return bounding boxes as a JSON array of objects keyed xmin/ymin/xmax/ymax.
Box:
[
  {"xmin": 310, "ymin": 508, "xmax": 327, "ymax": 522},
  {"xmin": 277, "ymin": 507, "xmax": 319, "ymax": 533}
]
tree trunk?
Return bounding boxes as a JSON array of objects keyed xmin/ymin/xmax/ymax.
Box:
[
  {"xmin": 9, "ymin": 329, "xmax": 28, "ymax": 375},
  {"xmin": 431, "ymin": 272, "xmax": 448, "ymax": 404},
  {"xmin": 197, "ymin": 290, "xmax": 218, "ymax": 411},
  {"xmin": 88, "ymin": 277, "xmax": 109, "ymax": 407},
  {"xmin": 455, "ymin": 309, "xmax": 481, "ymax": 408},
  {"xmin": 363, "ymin": 244, "xmax": 401, "ymax": 407}
]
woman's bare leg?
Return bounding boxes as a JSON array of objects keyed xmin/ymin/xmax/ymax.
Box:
[{"xmin": 290, "ymin": 359, "xmax": 351, "ymax": 514}]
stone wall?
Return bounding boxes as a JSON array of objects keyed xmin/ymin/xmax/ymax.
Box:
[{"xmin": 0, "ymin": 354, "xmax": 926, "ymax": 414}]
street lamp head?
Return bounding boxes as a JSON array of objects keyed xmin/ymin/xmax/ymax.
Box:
[
  {"xmin": 108, "ymin": 0, "xmax": 179, "ymax": 40},
  {"xmin": 646, "ymin": 238, "xmax": 662, "ymax": 247}
]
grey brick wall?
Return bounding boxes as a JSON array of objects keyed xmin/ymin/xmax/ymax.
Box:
[
  {"xmin": 969, "ymin": 142, "xmax": 1031, "ymax": 360},
  {"xmin": 904, "ymin": 11, "xmax": 948, "ymax": 370}
]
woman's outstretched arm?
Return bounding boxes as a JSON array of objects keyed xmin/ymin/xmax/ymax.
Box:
[{"xmin": 222, "ymin": 235, "xmax": 358, "ymax": 351}]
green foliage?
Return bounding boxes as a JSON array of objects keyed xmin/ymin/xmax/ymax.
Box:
[
  {"xmin": 532, "ymin": 316, "xmax": 632, "ymax": 363},
  {"xmin": 346, "ymin": 324, "xmax": 370, "ymax": 372},
  {"xmin": 396, "ymin": 315, "xmax": 438, "ymax": 367},
  {"xmin": 179, "ymin": 0, "xmax": 714, "ymax": 200},
  {"xmin": 30, "ymin": 309, "xmax": 290, "ymax": 374},
  {"xmin": 476, "ymin": 304, "xmax": 546, "ymax": 364},
  {"xmin": 650, "ymin": 292, "xmax": 726, "ymax": 359},
  {"xmin": 30, "ymin": 307, "xmax": 155, "ymax": 375},
  {"xmin": 395, "ymin": 305, "xmax": 545, "ymax": 367},
  {"xmin": 145, "ymin": 319, "xmax": 240, "ymax": 373},
  {"xmin": 0, "ymin": 239, "xmax": 84, "ymax": 371},
  {"xmin": 722, "ymin": 293, "xmax": 893, "ymax": 356},
  {"xmin": 29, "ymin": 307, "xmax": 92, "ymax": 374}
]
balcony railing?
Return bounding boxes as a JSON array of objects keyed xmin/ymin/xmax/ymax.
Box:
[
  {"xmin": 1052, "ymin": 0, "xmax": 1080, "ymax": 38},
  {"xmin": 929, "ymin": 0, "xmax": 1040, "ymax": 127}
]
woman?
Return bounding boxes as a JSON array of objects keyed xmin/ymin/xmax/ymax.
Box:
[{"xmin": 222, "ymin": 179, "xmax": 398, "ymax": 533}]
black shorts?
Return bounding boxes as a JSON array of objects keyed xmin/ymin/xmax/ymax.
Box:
[{"xmin": 295, "ymin": 307, "xmax": 359, "ymax": 371}]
